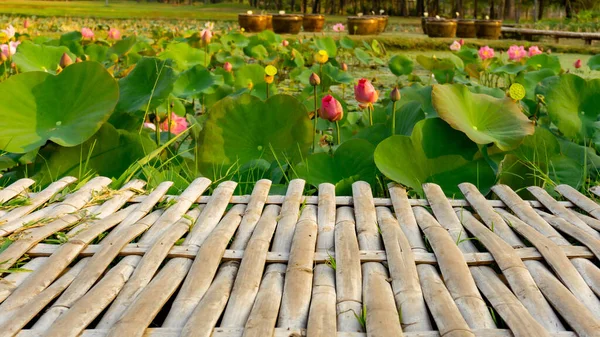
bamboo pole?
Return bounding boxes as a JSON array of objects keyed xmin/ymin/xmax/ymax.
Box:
[
  {"xmin": 0, "ymin": 257, "xmax": 48, "ymax": 302},
  {"xmin": 0, "ymin": 178, "xmax": 34, "ymax": 204},
  {"xmin": 278, "ymin": 205, "xmax": 318, "ymax": 329},
  {"xmin": 556, "ymin": 184, "xmax": 600, "ymax": 219}
]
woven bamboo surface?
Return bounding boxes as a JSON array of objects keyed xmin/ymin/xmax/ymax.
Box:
[{"xmin": 0, "ymin": 176, "xmax": 599, "ymax": 337}]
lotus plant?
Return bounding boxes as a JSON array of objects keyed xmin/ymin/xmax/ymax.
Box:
[
  {"xmin": 1, "ymin": 25, "xmax": 15, "ymax": 39},
  {"xmin": 320, "ymin": 94, "xmax": 343, "ymax": 144},
  {"xmin": 223, "ymin": 62, "xmax": 233, "ymax": 72},
  {"xmin": 81, "ymin": 27, "xmax": 94, "ymax": 39},
  {"xmin": 478, "ymin": 46, "xmax": 495, "ymax": 60},
  {"xmin": 107, "ymin": 28, "xmax": 121, "ymax": 40},
  {"xmin": 507, "ymin": 45, "xmax": 527, "ymax": 62},
  {"xmin": 390, "ymin": 87, "xmax": 401, "ymax": 134},
  {"xmin": 161, "ymin": 112, "xmax": 188, "ymax": 135},
  {"xmin": 528, "ymin": 46, "xmax": 542, "ymax": 57},
  {"xmin": 309, "ymin": 72, "xmax": 321, "ymax": 152},
  {"xmin": 449, "ymin": 41, "xmax": 461, "ymax": 51},
  {"xmin": 354, "ymin": 78, "xmax": 379, "ymax": 125}
]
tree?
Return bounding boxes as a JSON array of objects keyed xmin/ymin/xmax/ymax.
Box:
[{"xmin": 504, "ymin": 0, "xmax": 515, "ymax": 19}]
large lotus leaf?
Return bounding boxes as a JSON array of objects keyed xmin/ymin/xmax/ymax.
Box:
[
  {"xmin": 432, "ymin": 84, "xmax": 534, "ymax": 151},
  {"xmin": 109, "ymin": 35, "xmax": 137, "ymax": 56},
  {"xmin": 536, "ymin": 74, "xmax": 600, "ymax": 141},
  {"xmin": 33, "ymin": 123, "xmax": 155, "ymax": 185},
  {"xmin": 354, "ymin": 48, "xmax": 372, "ymax": 65},
  {"xmin": 491, "ymin": 63, "xmax": 527, "ymax": 75},
  {"xmin": 159, "ymin": 42, "xmax": 208, "ymax": 71},
  {"xmin": 0, "ymin": 61, "xmax": 118, "ymax": 153},
  {"xmin": 588, "ymin": 54, "xmax": 600, "ymax": 71},
  {"xmin": 196, "ymin": 94, "xmax": 312, "ymax": 175},
  {"xmin": 13, "ymin": 41, "xmax": 76, "ymax": 74},
  {"xmin": 322, "ymin": 63, "xmax": 353, "ymax": 84},
  {"xmin": 393, "ymin": 101, "xmax": 425, "ymax": 136},
  {"xmin": 234, "ymin": 64, "xmax": 266, "ymax": 90},
  {"xmin": 388, "ymin": 55, "xmax": 414, "ymax": 76},
  {"xmin": 526, "ymin": 54, "xmax": 561, "ymax": 74},
  {"xmin": 375, "ymin": 118, "xmax": 496, "ymax": 196},
  {"xmin": 116, "ymin": 57, "xmax": 177, "ymax": 114},
  {"xmin": 515, "ymin": 69, "xmax": 555, "ymax": 101},
  {"xmin": 400, "ymin": 84, "xmax": 436, "ymax": 117},
  {"xmin": 85, "ymin": 44, "xmax": 109, "ymax": 62},
  {"xmin": 295, "ymin": 139, "xmax": 376, "ymax": 195},
  {"xmin": 172, "ymin": 65, "xmax": 224, "ymax": 98},
  {"xmin": 315, "ymin": 37, "xmax": 337, "ymax": 57},
  {"xmin": 59, "ymin": 31, "xmax": 84, "ymax": 56}
]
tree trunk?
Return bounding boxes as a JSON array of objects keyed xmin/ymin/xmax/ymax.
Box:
[
  {"xmin": 503, "ymin": 0, "xmax": 514, "ymax": 19},
  {"xmin": 515, "ymin": 0, "xmax": 521, "ymax": 23},
  {"xmin": 490, "ymin": 0, "xmax": 496, "ymax": 18},
  {"xmin": 428, "ymin": 0, "xmax": 439, "ymax": 16},
  {"xmin": 399, "ymin": 0, "xmax": 408, "ymax": 16},
  {"xmin": 538, "ymin": 0, "xmax": 544, "ymax": 20},
  {"xmin": 565, "ymin": 0, "xmax": 572, "ymax": 19},
  {"xmin": 533, "ymin": 0, "xmax": 538, "ymax": 22},
  {"xmin": 339, "ymin": 0, "xmax": 345, "ymax": 14},
  {"xmin": 312, "ymin": 0, "xmax": 320, "ymax": 13},
  {"xmin": 473, "ymin": 0, "xmax": 478, "ymax": 18}
]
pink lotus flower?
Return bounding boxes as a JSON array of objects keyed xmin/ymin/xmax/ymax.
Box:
[
  {"xmin": 507, "ymin": 45, "xmax": 527, "ymax": 61},
  {"xmin": 23, "ymin": 20, "xmax": 29, "ymax": 29},
  {"xmin": 81, "ymin": 27, "xmax": 94, "ymax": 39},
  {"xmin": 201, "ymin": 29, "xmax": 212, "ymax": 44},
  {"xmin": 478, "ymin": 46, "xmax": 495, "ymax": 60},
  {"xmin": 319, "ymin": 95, "xmax": 344, "ymax": 122},
  {"xmin": 223, "ymin": 62, "xmax": 233, "ymax": 72},
  {"xmin": 459, "ymin": 39, "xmax": 464, "ymax": 46},
  {"xmin": 107, "ymin": 28, "xmax": 121, "ymax": 40},
  {"xmin": 160, "ymin": 113, "xmax": 188, "ymax": 135},
  {"xmin": 574, "ymin": 59, "xmax": 582, "ymax": 69},
  {"xmin": 333, "ymin": 23, "xmax": 345, "ymax": 32},
  {"xmin": 528, "ymin": 45, "xmax": 542, "ymax": 57},
  {"xmin": 1, "ymin": 25, "xmax": 15, "ymax": 39},
  {"xmin": 282, "ymin": 40, "xmax": 289, "ymax": 47},
  {"xmin": 0, "ymin": 41, "xmax": 20, "ymax": 59},
  {"xmin": 143, "ymin": 122, "xmax": 156, "ymax": 131},
  {"xmin": 449, "ymin": 41, "xmax": 461, "ymax": 51},
  {"xmin": 354, "ymin": 78, "xmax": 379, "ymax": 104}
]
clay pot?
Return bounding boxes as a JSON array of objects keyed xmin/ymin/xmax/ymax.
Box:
[
  {"xmin": 238, "ymin": 14, "xmax": 269, "ymax": 33},
  {"xmin": 347, "ymin": 16, "xmax": 380, "ymax": 35},
  {"xmin": 456, "ymin": 19, "xmax": 476, "ymax": 38},
  {"xmin": 272, "ymin": 14, "xmax": 304, "ymax": 34},
  {"xmin": 476, "ymin": 20, "xmax": 502, "ymax": 39},
  {"xmin": 303, "ymin": 14, "xmax": 325, "ymax": 32},
  {"xmin": 426, "ymin": 19, "xmax": 457, "ymax": 38},
  {"xmin": 374, "ymin": 15, "xmax": 389, "ymax": 33},
  {"xmin": 421, "ymin": 17, "xmax": 430, "ymax": 34},
  {"xmin": 265, "ymin": 14, "xmax": 273, "ymax": 30}
]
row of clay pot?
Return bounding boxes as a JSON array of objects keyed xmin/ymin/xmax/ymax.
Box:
[
  {"xmin": 422, "ymin": 18, "xmax": 503, "ymax": 39},
  {"xmin": 238, "ymin": 14, "xmax": 388, "ymax": 35}
]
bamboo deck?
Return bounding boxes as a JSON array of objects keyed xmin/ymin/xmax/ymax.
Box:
[{"xmin": 0, "ymin": 176, "xmax": 599, "ymax": 337}]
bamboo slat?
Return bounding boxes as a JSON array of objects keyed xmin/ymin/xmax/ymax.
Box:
[{"xmin": 0, "ymin": 178, "xmax": 34, "ymax": 204}]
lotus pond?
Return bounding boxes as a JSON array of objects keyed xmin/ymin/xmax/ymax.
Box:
[{"xmin": 1, "ymin": 19, "xmax": 600, "ymax": 199}]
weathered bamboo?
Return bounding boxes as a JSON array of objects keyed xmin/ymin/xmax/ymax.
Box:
[
  {"xmin": 363, "ymin": 262, "xmax": 404, "ymax": 336},
  {"xmin": 458, "ymin": 182, "xmax": 524, "ymax": 247},
  {"xmin": 388, "ymin": 183, "xmax": 429, "ymax": 253},
  {"xmin": 556, "ymin": 184, "xmax": 600, "ymax": 219},
  {"xmin": 469, "ymin": 266, "xmax": 550, "ymax": 337},
  {"xmin": 538, "ymin": 211, "xmax": 600, "ymax": 258},
  {"xmin": 334, "ymin": 206, "xmax": 363, "ymax": 332},
  {"xmin": 270, "ymin": 179, "xmax": 306, "ymax": 252},
  {"xmin": 0, "ymin": 176, "xmax": 76, "ymax": 226},
  {"xmin": 458, "ymin": 210, "xmax": 565, "ymax": 331},
  {"xmin": 220, "ymin": 205, "xmax": 282, "ymax": 327},
  {"xmin": 498, "ymin": 210, "xmax": 600, "ymax": 317},
  {"xmin": 0, "ymin": 177, "xmax": 111, "ymax": 270},
  {"xmin": 528, "ymin": 186, "xmax": 600, "ymax": 239},
  {"xmin": 228, "ymin": 179, "xmax": 272, "ymax": 251},
  {"xmin": 376, "ymin": 206, "xmax": 431, "ymax": 332},
  {"xmin": 352, "ymin": 181, "xmax": 383, "ymax": 251},
  {"xmin": 0, "ymin": 178, "xmax": 34, "ymax": 204},
  {"xmin": 570, "ymin": 210, "xmax": 600, "ymax": 231},
  {"xmin": 316, "ymin": 183, "xmax": 336, "ymax": 252},
  {"xmin": 526, "ymin": 261, "xmax": 600, "ymax": 337},
  {"xmin": 0, "ymin": 259, "xmax": 87, "ymax": 337},
  {"xmin": 278, "ymin": 205, "xmax": 318, "ymax": 328},
  {"xmin": 0, "ymin": 257, "xmax": 48, "ymax": 302},
  {"xmin": 571, "ymin": 258, "xmax": 600, "ymax": 296},
  {"xmin": 413, "ymin": 206, "xmax": 493, "ymax": 328}
]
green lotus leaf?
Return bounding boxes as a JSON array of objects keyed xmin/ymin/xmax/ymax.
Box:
[
  {"xmin": 491, "ymin": 63, "xmax": 527, "ymax": 75},
  {"xmin": 354, "ymin": 48, "xmax": 372, "ymax": 65},
  {"xmin": 116, "ymin": 57, "xmax": 177, "ymax": 114},
  {"xmin": 109, "ymin": 35, "xmax": 137, "ymax": 56},
  {"xmin": 515, "ymin": 68, "xmax": 555, "ymax": 101},
  {"xmin": 399, "ymin": 84, "xmax": 436, "ymax": 117},
  {"xmin": 13, "ymin": 41, "xmax": 76, "ymax": 74},
  {"xmin": 374, "ymin": 118, "xmax": 496, "ymax": 196},
  {"xmin": 315, "ymin": 37, "xmax": 337, "ymax": 57},
  {"xmin": 0, "ymin": 61, "xmax": 118, "ymax": 153},
  {"xmin": 587, "ymin": 54, "xmax": 600, "ymax": 71},
  {"xmin": 233, "ymin": 64, "xmax": 266, "ymax": 90},
  {"xmin": 340, "ymin": 36, "xmax": 355, "ymax": 49},
  {"xmin": 526, "ymin": 54, "xmax": 561, "ymax": 74},
  {"xmin": 536, "ymin": 74, "xmax": 600, "ymax": 141},
  {"xmin": 159, "ymin": 42, "xmax": 209, "ymax": 70},
  {"xmin": 59, "ymin": 31, "xmax": 84, "ymax": 56},
  {"xmin": 432, "ymin": 84, "xmax": 534, "ymax": 151},
  {"xmin": 196, "ymin": 94, "xmax": 312, "ymax": 176},
  {"xmin": 172, "ymin": 65, "xmax": 224, "ymax": 98},
  {"xmin": 295, "ymin": 139, "xmax": 376, "ymax": 195},
  {"xmin": 85, "ymin": 44, "xmax": 109, "ymax": 62},
  {"xmin": 248, "ymin": 44, "xmax": 269, "ymax": 60},
  {"xmin": 388, "ymin": 55, "xmax": 414, "ymax": 76},
  {"xmin": 32, "ymin": 123, "xmax": 155, "ymax": 185},
  {"xmin": 392, "ymin": 101, "xmax": 425, "ymax": 136}
]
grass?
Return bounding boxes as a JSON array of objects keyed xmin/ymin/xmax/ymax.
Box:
[{"xmin": 0, "ymin": 0, "xmax": 420, "ymax": 23}]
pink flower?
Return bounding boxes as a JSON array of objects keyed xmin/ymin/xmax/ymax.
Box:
[
  {"xmin": 23, "ymin": 19, "xmax": 29, "ymax": 29},
  {"xmin": 507, "ymin": 45, "xmax": 527, "ymax": 61},
  {"xmin": 478, "ymin": 46, "xmax": 495, "ymax": 60},
  {"xmin": 354, "ymin": 78, "xmax": 379, "ymax": 104},
  {"xmin": 81, "ymin": 27, "xmax": 94, "ymax": 39},
  {"xmin": 143, "ymin": 122, "xmax": 156, "ymax": 131},
  {"xmin": 0, "ymin": 41, "xmax": 20, "ymax": 58},
  {"xmin": 160, "ymin": 113, "xmax": 188, "ymax": 135},
  {"xmin": 201, "ymin": 29, "xmax": 212, "ymax": 44},
  {"xmin": 574, "ymin": 59, "xmax": 582, "ymax": 69},
  {"xmin": 459, "ymin": 39, "xmax": 464, "ymax": 46},
  {"xmin": 449, "ymin": 41, "xmax": 461, "ymax": 51},
  {"xmin": 223, "ymin": 62, "xmax": 233, "ymax": 72},
  {"xmin": 528, "ymin": 45, "xmax": 542, "ymax": 57},
  {"xmin": 1, "ymin": 25, "xmax": 15, "ymax": 39},
  {"xmin": 333, "ymin": 23, "xmax": 345, "ymax": 32},
  {"xmin": 319, "ymin": 95, "xmax": 344, "ymax": 122},
  {"xmin": 107, "ymin": 28, "xmax": 121, "ymax": 40},
  {"xmin": 282, "ymin": 40, "xmax": 289, "ymax": 47}
]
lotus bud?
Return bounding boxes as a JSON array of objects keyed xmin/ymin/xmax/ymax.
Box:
[
  {"xmin": 201, "ymin": 29, "xmax": 212, "ymax": 44},
  {"xmin": 341, "ymin": 62, "xmax": 348, "ymax": 71},
  {"xmin": 60, "ymin": 53, "xmax": 73, "ymax": 68},
  {"xmin": 24, "ymin": 19, "xmax": 29, "ymax": 29},
  {"xmin": 223, "ymin": 62, "xmax": 233, "ymax": 72},
  {"xmin": 390, "ymin": 87, "xmax": 401, "ymax": 102},
  {"xmin": 309, "ymin": 72, "xmax": 320, "ymax": 86},
  {"xmin": 319, "ymin": 95, "xmax": 343, "ymax": 122},
  {"xmin": 75, "ymin": 57, "xmax": 83, "ymax": 63},
  {"xmin": 574, "ymin": 59, "xmax": 582, "ymax": 69},
  {"xmin": 265, "ymin": 75, "xmax": 274, "ymax": 84},
  {"xmin": 282, "ymin": 39, "xmax": 289, "ymax": 47},
  {"xmin": 0, "ymin": 53, "xmax": 7, "ymax": 63}
]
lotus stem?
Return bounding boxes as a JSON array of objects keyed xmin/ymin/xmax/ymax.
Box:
[
  {"xmin": 266, "ymin": 82, "xmax": 270, "ymax": 99},
  {"xmin": 368, "ymin": 104, "xmax": 373, "ymax": 126},
  {"xmin": 391, "ymin": 101, "xmax": 397, "ymax": 135},
  {"xmin": 313, "ymin": 85, "xmax": 318, "ymax": 152},
  {"xmin": 336, "ymin": 121, "xmax": 341, "ymax": 145},
  {"xmin": 154, "ymin": 117, "xmax": 160, "ymax": 147}
]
